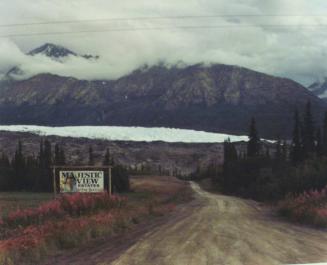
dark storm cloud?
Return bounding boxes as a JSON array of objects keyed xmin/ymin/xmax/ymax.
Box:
[{"xmin": 0, "ymin": 0, "xmax": 326, "ymax": 85}]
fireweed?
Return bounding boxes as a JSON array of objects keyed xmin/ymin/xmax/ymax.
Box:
[
  {"xmin": 278, "ymin": 187, "xmax": 327, "ymax": 227},
  {"xmin": 2, "ymin": 193, "xmax": 126, "ymax": 228},
  {"xmin": 0, "ymin": 193, "xmax": 178, "ymax": 264},
  {"xmin": 0, "ymin": 177, "xmax": 190, "ymax": 264}
]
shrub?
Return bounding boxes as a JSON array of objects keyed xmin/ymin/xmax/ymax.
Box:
[
  {"xmin": 112, "ymin": 165, "xmax": 130, "ymax": 192},
  {"xmin": 278, "ymin": 187, "xmax": 327, "ymax": 227}
]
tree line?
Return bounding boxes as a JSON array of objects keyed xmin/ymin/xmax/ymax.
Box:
[
  {"xmin": 0, "ymin": 140, "xmax": 129, "ymax": 192},
  {"xmin": 215, "ymin": 101, "xmax": 327, "ymax": 201}
]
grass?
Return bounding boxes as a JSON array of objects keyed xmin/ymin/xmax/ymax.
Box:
[
  {"xmin": 0, "ymin": 175, "xmax": 192, "ymax": 265},
  {"xmin": 0, "ymin": 192, "xmax": 52, "ymax": 217}
]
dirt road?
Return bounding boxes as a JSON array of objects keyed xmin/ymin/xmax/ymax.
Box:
[{"xmin": 112, "ymin": 182, "xmax": 327, "ymax": 265}]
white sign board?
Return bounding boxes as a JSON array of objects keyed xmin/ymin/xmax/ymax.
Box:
[{"xmin": 59, "ymin": 170, "xmax": 104, "ymax": 193}]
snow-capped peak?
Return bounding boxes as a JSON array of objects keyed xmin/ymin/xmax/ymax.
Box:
[{"xmin": 28, "ymin": 43, "xmax": 77, "ymax": 58}]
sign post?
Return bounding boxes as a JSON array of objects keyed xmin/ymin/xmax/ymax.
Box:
[
  {"xmin": 53, "ymin": 166, "xmax": 57, "ymax": 199},
  {"xmin": 108, "ymin": 167, "xmax": 112, "ymax": 196}
]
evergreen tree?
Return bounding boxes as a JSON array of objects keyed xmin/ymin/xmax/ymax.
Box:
[
  {"xmin": 43, "ymin": 140, "xmax": 52, "ymax": 191},
  {"xmin": 111, "ymin": 165, "xmax": 130, "ymax": 192},
  {"xmin": 322, "ymin": 111, "xmax": 327, "ymax": 156},
  {"xmin": 282, "ymin": 141, "xmax": 288, "ymax": 161},
  {"xmin": 102, "ymin": 148, "xmax": 111, "ymax": 166},
  {"xmin": 247, "ymin": 117, "xmax": 260, "ymax": 157},
  {"xmin": 36, "ymin": 140, "xmax": 52, "ymax": 191},
  {"xmin": 12, "ymin": 141, "xmax": 26, "ymax": 190},
  {"xmin": 0, "ymin": 153, "xmax": 10, "ymax": 168},
  {"xmin": 0, "ymin": 152, "xmax": 13, "ymax": 191},
  {"xmin": 316, "ymin": 128, "xmax": 323, "ymax": 157},
  {"xmin": 223, "ymin": 138, "xmax": 238, "ymax": 165},
  {"xmin": 265, "ymin": 148, "xmax": 270, "ymax": 159},
  {"xmin": 59, "ymin": 146, "xmax": 66, "ymax": 165},
  {"xmin": 101, "ymin": 148, "xmax": 129, "ymax": 192},
  {"xmin": 54, "ymin": 144, "xmax": 60, "ymax": 165},
  {"xmin": 275, "ymin": 138, "xmax": 282, "ymax": 162},
  {"xmin": 54, "ymin": 144, "xmax": 66, "ymax": 165},
  {"xmin": 38, "ymin": 140, "xmax": 44, "ymax": 168},
  {"xmin": 88, "ymin": 146, "xmax": 94, "ymax": 166},
  {"xmin": 222, "ymin": 138, "xmax": 238, "ymax": 190},
  {"xmin": 302, "ymin": 101, "xmax": 315, "ymax": 157},
  {"xmin": 291, "ymin": 109, "xmax": 302, "ymax": 164},
  {"xmin": 25, "ymin": 155, "xmax": 40, "ymax": 191}
]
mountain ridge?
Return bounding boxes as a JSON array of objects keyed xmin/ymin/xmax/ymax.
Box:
[
  {"xmin": 0, "ymin": 63, "xmax": 325, "ymax": 138},
  {"xmin": 0, "ymin": 44, "xmax": 325, "ymax": 138},
  {"xmin": 6, "ymin": 43, "xmax": 99, "ymax": 79},
  {"xmin": 308, "ymin": 78, "xmax": 327, "ymax": 99}
]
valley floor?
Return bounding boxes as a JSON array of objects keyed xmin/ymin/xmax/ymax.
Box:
[{"xmin": 46, "ymin": 182, "xmax": 327, "ymax": 265}]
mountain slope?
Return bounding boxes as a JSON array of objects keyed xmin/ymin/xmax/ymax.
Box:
[
  {"xmin": 0, "ymin": 63, "xmax": 325, "ymax": 138},
  {"xmin": 27, "ymin": 43, "xmax": 77, "ymax": 58},
  {"xmin": 308, "ymin": 79, "xmax": 327, "ymax": 99}
]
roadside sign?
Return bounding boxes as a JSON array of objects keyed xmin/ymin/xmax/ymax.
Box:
[
  {"xmin": 52, "ymin": 166, "xmax": 112, "ymax": 197},
  {"xmin": 59, "ymin": 170, "xmax": 104, "ymax": 193}
]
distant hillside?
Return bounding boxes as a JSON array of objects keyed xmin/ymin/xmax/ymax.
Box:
[
  {"xmin": 0, "ymin": 44, "xmax": 325, "ymax": 138},
  {"xmin": 308, "ymin": 78, "xmax": 327, "ymax": 100}
]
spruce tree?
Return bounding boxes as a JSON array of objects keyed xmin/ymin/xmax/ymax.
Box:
[
  {"xmin": 322, "ymin": 111, "xmax": 327, "ymax": 156},
  {"xmin": 0, "ymin": 152, "xmax": 12, "ymax": 191},
  {"xmin": 59, "ymin": 147, "xmax": 66, "ymax": 165},
  {"xmin": 25, "ymin": 155, "xmax": 40, "ymax": 191},
  {"xmin": 103, "ymin": 148, "xmax": 111, "ymax": 166},
  {"xmin": 282, "ymin": 141, "xmax": 288, "ymax": 161},
  {"xmin": 223, "ymin": 138, "xmax": 238, "ymax": 191},
  {"xmin": 12, "ymin": 141, "xmax": 26, "ymax": 190},
  {"xmin": 265, "ymin": 148, "xmax": 270, "ymax": 159},
  {"xmin": 223, "ymin": 138, "xmax": 238, "ymax": 165},
  {"xmin": 247, "ymin": 117, "xmax": 260, "ymax": 157},
  {"xmin": 54, "ymin": 144, "xmax": 60, "ymax": 165},
  {"xmin": 43, "ymin": 140, "xmax": 52, "ymax": 191},
  {"xmin": 291, "ymin": 109, "xmax": 302, "ymax": 164},
  {"xmin": 36, "ymin": 140, "xmax": 45, "ymax": 191},
  {"xmin": 302, "ymin": 101, "xmax": 315, "ymax": 157},
  {"xmin": 316, "ymin": 128, "xmax": 323, "ymax": 157},
  {"xmin": 54, "ymin": 144, "xmax": 66, "ymax": 165},
  {"xmin": 275, "ymin": 138, "xmax": 282, "ymax": 162}
]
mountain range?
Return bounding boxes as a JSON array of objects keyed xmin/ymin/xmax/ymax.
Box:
[{"xmin": 0, "ymin": 43, "xmax": 326, "ymax": 139}]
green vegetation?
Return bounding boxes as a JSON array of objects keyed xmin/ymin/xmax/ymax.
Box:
[
  {"xmin": 192, "ymin": 101, "xmax": 327, "ymax": 227},
  {"xmin": 0, "ymin": 192, "xmax": 52, "ymax": 217},
  {"xmin": 0, "ymin": 176, "xmax": 191, "ymax": 265},
  {"xmin": 0, "ymin": 141, "xmax": 130, "ymax": 193}
]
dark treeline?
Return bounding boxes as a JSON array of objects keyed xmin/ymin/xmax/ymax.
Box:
[
  {"xmin": 213, "ymin": 101, "xmax": 327, "ymax": 201},
  {"xmin": 0, "ymin": 142, "xmax": 129, "ymax": 193}
]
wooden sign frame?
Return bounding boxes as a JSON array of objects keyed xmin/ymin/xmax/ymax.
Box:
[{"xmin": 51, "ymin": 166, "xmax": 112, "ymax": 198}]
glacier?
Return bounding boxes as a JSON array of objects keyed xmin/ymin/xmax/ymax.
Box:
[{"xmin": 0, "ymin": 125, "xmax": 249, "ymax": 143}]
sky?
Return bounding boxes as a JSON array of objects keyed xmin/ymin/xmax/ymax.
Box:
[{"xmin": 0, "ymin": 0, "xmax": 327, "ymax": 85}]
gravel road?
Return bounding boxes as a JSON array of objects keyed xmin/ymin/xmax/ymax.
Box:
[{"xmin": 112, "ymin": 182, "xmax": 327, "ymax": 265}]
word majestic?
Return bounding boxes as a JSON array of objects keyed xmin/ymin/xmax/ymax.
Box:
[{"xmin": 61, "ymin": 171, "xmax": 102, "ymax": 180}]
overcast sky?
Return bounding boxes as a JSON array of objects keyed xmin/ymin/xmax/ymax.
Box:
[{"xmin": 0, "ymin": 0, "xmax": 327, "ymax": 85}]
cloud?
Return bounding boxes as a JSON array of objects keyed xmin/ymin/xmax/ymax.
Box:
[{"xmin": 0, "ymin": 0, "xmax": 327, "ymax": 85}]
